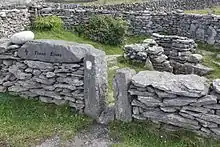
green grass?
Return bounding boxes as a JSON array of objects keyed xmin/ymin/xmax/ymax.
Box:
[
  {"xmin": 35, "ymin": 29, "xmax": 147, "ymax": 55},
  {"xmin": 110, "ymin": 121, "xmax": 220, "ymax": 147},
  {"xmin": 197, "ymin": 42, "xmax": 220, "ymax": 80},
  {"xmin": 0, "ymin": 93, "xmax": 91, "ymax": 147},
  {"xmin": 185, "ymin": 6, "xmax": 220, "ymax": 15}
]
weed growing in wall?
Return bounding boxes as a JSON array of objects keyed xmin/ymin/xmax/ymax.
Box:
[
  {"xmin": 32, "ymin": 16, "xmax": 63, "ymax": 31},
  {"xmin": 75, "ymin": 15, "xmax": 128, "ymax": 45}
]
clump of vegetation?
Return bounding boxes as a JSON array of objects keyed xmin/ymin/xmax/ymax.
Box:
[
  {"xmin": 75, "ymin": 15, "xmax": 128, "ymax": 45},
  {"xmin": 32, "ymin": 16, "xmax": 63, "ymax": 31}
]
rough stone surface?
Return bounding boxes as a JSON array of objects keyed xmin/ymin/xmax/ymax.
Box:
[
  {"xmin": 123, "ymin": 34, "xmax": 211, "ymax": 76},
  {"xmin": 10, "ymin": 31, "xmax": 34, "ymax": 45},
  {"xmin": 132, "ymin": 71, "xmax": 208, "ymax": 97},
  {"xmin": 0, "ymin": 38, "xmax": 107, "ymax": 118},
  {"xmin": 18, "ymin": 40, "xmax": 101, "ymax": 63},
  {"xmin": 212, "ymin": 79, "xmax": 220, "ymax": 94},
  {"xmin": 97, "ymin": 105, "xmax": 115, "ymax": 125},
  {"xmin": 113, "ymin": 68, "xmax": 136, "ymax": 122},
  {"xmin": 114, "ymin": 69, "xmax": 220, "ymax": 138},
  {"xmin": 84, "ymin": 50, "xmax": 107, "ymax": 119}
]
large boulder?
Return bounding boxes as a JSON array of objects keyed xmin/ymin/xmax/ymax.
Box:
[
  {"xmin": 10, "ymin": 31, "xmax": 34, "ymax": 45},
  {"xmin": 132, "ymin": 71, "xmax": 209, "ymax": 97}
]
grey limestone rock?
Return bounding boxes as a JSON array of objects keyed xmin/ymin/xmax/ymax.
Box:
[
  {"xmin": 131, "ymin": 99, "xmax": 149, "ymax": 109},
  {"xmin": 212, "ymin": 79, "xmax": 220, "ymax": 94},
  {"xmin": 18, "ymin": 40, "xmax": 100, "ymax": 63},
  {"xmin": 196, "ymin": 118, "xmax": 218, "ymax": 128},
  {"xmin": 84, "ymin": 50, "xmax": 107, "ymax": 119},
  {"xmin": 9, "ymin": 65, "xmax": 32, "ymax": 80},
  {"xmin": 160, "ymin": 107, "xmax": 179, "ymax": 113},
  {"xmin": 191, "ymin": 95, "xmax": 217, "ymax": 106},
  {"xmin": 30, "ymin": 89, "xmax": 62, "ymax": 100},
  {"xmin": 113, "ymin": 68, "xmax": 136, "ymax": 122},
  {"xmin": 24, "ymin": 60, "xmax": 54, "ymax": 70},
  {"xmin": 137, "ymin": 96, "xmax": 162, "ymax": 107},
  {"xmin": 181, "ymin": 106, "xmax": 212, "ymax": 114},
  {"xmin": 8, "ymin": 85, "xmax": 28, "ymax": 92},
  {"xmin": 97, "ymin": 105, "xmax": 115, "ymax": 125},
  {"xmin": 39, "ymin": 96, "xmax": 53, "ymax": 103},
  {"xmin": 10, "ymin": 31, "xmax": 34, "ymax": 45},
  {"xmin": 142, "ymin": 109, "xmax": 166, "ymax": 121},
  {"xmin": 129, "ymin": 89, "xmax": 155, "ymax": 97},
  {"xmin": 166, "ymin": 114, "xmax": 200, "ymax": 130},
  {"xmin": 155, "ymin": 89, "xmax": 177, "ymax": 98},
  {"xmin": 46, "ymin": 72, "xmax": 56, "ymax": 78},
  {"xmin": 187, "ymin": 54, "xmax": 203, "ymax": 63},
  {"xmin": 33, "ymin": 76, "xmax": 55, "ymax": 85},
  {"xmin": 163, "ymin": 97, "xmax": 197, "ymax": 107},
  {"xmin": 211, "ymin": 128, "xmax": 220, "ymax": 136},
  {"xmin": 132, "ymin": 71, "xmax": 208, "ymax": 98}
]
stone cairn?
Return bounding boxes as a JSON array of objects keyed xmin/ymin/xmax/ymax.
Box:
[
  {"xmin": 123, "ymin": 33, "xmax": 213, "ymax": 76},
  {"xmin": 123, "ymin": 38, "xmax": 173, "ymax": 72}
]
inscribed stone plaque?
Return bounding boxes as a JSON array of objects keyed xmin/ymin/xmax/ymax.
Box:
[{"xmin": 18, "ymin": 40, "xmax": 95, "ymax": 63}]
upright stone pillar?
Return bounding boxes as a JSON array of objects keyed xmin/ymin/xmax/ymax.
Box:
[
  {"xmin": 113, "ymin": 68, "xmax": 136, "ymax": 122},
  {"xmin": 84, "ymin": 51, "xmax": 107, "ymax": 119}
]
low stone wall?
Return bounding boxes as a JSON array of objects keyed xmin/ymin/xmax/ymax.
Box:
[
  {"xmin": 46, "ymin": 0, "xmax": 97, "ymax": 3},
  {"xmin": 0, "ymin": 0, "xmax": 44, "ymax": 38},
  {"xmin": 123, "ymin": 34, "xmax": 213, "ymax": 76},
  {"xmin": 0, "ymin": 37, "xmax": 107, "ymax": 119},
  {"xmin": 0, "ymin": 8, "xmax": 30, "ymax": 38},
  {"xmin": 150, "ymin": 12, "xmax": 220, "ymax": 46},
  {"xmin": 35, "ymin": 7, "xmax": 220, "ymax": 47},
  {"xmin": 0, "ymin": 0, "xmax": 44, "ymax": 8},
  {"xmin": 113, "ymin": 69, "xmax": 220, "ymax": 137},
  {"xmin": 49, "ymin": 0, "xmax": 220, "ymax": 11}
]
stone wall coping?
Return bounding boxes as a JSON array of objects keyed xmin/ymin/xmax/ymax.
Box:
[{"xmin": 17, "ymin": 39, "xmax": 105, "ymax": 63}]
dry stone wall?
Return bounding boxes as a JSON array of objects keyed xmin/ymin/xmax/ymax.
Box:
[
  {"xmin": 0, "ymin": 0, "xmax": 44, "ymax": 38},
  {"xmin": 35, "ymin": 7, "xmax": 220, "ymax": 47},
  {"xmin": 123, "ymin": 34, "xmax": 213, "ymax": 76},
  {"xmin": 150, "ymin": 12, "xmax": 220, "ymax": 46},
  {"xmin": 49, "ymin": 0, "xmax": 220, "ymax": 11},
  {"xmin": 0, "ymin": 8, "xmax": 30, "ymax": 38},
  {"xmin": 113, "ymin": 69, "xmax": 220, "ymax": 137},
  {"xmin": 0, "ymin": 36, "xmax": 107, "ymax": 119}
]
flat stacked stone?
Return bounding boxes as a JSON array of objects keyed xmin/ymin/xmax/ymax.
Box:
[
  {"xmin": 126, "ymin": 70, "xmax": 220, "ymax": 137},
  {"xmin": 152, "ymin": 33, "xmax": 213, "ymax": 76},
  {"xmin": 123, "ymin": 39, "xmax": 173, "ymax": 72},
  {"xmin": 0, "ymin": 36, "xmax": 107, "ymax": 117}
]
